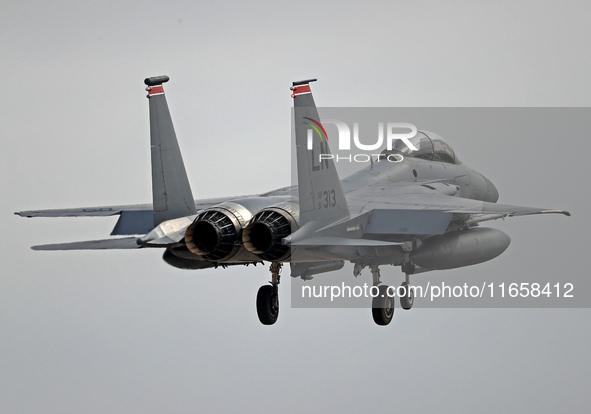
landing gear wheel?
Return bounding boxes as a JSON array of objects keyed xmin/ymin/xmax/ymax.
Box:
[
  {"xmin": 257, "ymin": 285, "xmax": 279, "ymax": 325},
  {"xmin": 372, "ymin": 285, "xmax": 394, "ymax": 326},
  {"xmin": 400, "ymin": 282, "xmax": 414, "ymax": 310}
]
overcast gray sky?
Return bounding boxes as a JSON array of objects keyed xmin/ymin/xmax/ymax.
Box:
[{"xmin": 1, "ymin": 1, "xmax": 590, "ymax": 413}]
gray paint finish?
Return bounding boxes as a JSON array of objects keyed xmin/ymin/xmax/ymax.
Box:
[{"xmin": 3, "ymin": 2, "xmax": 589, "ymax": 413}]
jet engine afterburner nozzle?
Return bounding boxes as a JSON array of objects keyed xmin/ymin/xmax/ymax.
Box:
[
  {"xmin": 185, "ymin": 209, "xmax": 237, "ymax": 261},
  {"xmin": 242, "ymin": 203, "xmax": 299, "ymax": 262},
  {"xmin": 184, "ymin": 201, "xmax": 263, "ymax": 262}
]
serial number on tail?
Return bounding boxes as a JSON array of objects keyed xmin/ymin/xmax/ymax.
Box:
[{"xmin": 317, "ymin": 189, "xmax": 336, "ymax": 210}]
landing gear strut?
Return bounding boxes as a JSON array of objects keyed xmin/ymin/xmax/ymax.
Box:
[
  {"xmin": 399, "ymin": 276, "xmax": 415, "ymax": 310},
  {"xmin": 370, "ymin": 266, "xmax": 394, "ymax": 326},
  {"xmin": 400, "ymin": 262, "xmax": 415, "ymax": 310},
  {"xmin": 256, "ymin": 262, "xmax": 282, "ymax": 325}
]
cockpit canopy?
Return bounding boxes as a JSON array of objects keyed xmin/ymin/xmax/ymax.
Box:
[{"xmin": 380, "ymin": 131, "xmax": 460, "ymax": 164}]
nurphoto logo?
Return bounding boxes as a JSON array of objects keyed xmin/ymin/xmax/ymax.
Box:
[{"xmin": 305, "ymin": 118, "xmax": 417, "ymax": 163}]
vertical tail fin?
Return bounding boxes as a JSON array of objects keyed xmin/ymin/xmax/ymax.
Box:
[
  {"xmin": 145, "ymin": 76, "xmax": 196, "ymax": 227},
  {"xmin": 292, "ymin": 79, "xmax": 349, "ymax": 226}
]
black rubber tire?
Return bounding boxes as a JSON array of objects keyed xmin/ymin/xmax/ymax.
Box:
[
  {"xmin": 372, "ymin": 285, "xmax": 394, "ymax": 326},
  {"xmin": 400, "ymin": 282, "xmax": 414, "ymax": 310},
  {"xmin": 256, "ymin": 285, "xmax": 279, "ymax": 325}
]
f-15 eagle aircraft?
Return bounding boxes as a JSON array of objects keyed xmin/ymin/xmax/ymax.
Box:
[{"xmin": 16, "ymin": 76, "xmax": 570, "ymax": 326}]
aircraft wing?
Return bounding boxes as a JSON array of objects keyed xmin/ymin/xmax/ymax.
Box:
[
  {"xmin": 15, "ymin": 195, "xmax": 257, "ymax": 236},
  {"xmin": 358, "ymin": 194, "xmax": 570, "ymax": 217},
  {"xmin": 31, "ymin": 237, "xmax": 141, "ymax": 251},
  {"xmin": 370, "ymin": 194, "xmax": 567, "ymax": 216},
  {"xmin": 292, "ymin": 237, "xmax": 402, "ymax": 247},
  {"xmin": 15, "ymin": 196, "xmax": 250, "ymax": 218},
  {"xmin": 305, "ymin": 184, "xmax": 572, "ymax": 242},
  {"xmin": 15, "ymin": 204, "xmax": 146, "ymax": 218},
  {"xmin": 347, "ymin": 181, "xmax": 570, "ymax": 217}
]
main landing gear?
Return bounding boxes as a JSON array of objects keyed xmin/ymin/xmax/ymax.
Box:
[
  {"xmin": 255, "ymin": 262, "xmax": 416, "ymax": 326},
  {"xmin": 256, "ymin": 262, "xmax": 282, "ymax": 325},
  {"xmin": 369, "ymin": 264, "xmax": 415, "ymax": 326},
  {"xmin": 370, "ymin": 266, "xmax": 394, "ymax": 326}
]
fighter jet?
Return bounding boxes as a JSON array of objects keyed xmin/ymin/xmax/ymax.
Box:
[{"xmin": 16, "ymin": 76, "xmax": 570, "ymax": 326}]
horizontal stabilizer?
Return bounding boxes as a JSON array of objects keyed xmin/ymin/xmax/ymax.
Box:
[{"xmin": 32, "ymin": 237, "xmax": 141, "ymax": 251}]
